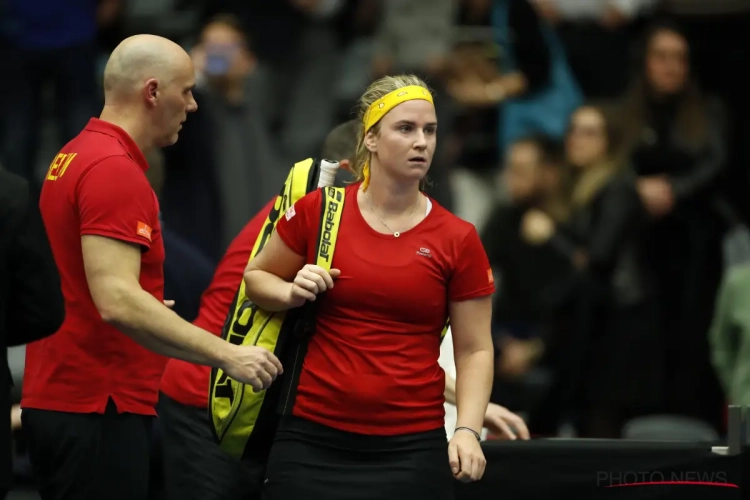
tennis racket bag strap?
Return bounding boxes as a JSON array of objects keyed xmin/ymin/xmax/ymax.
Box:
[
  {"xmin": 276, "ymin": 186, "xmax": 346, "ymax": 416},
  {"xmin": 209, "ymin": 158, "xmax": 328, "ymax": 460}
]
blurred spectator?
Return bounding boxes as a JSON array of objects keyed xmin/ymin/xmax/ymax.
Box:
[
  {"xmin": 528, "ymin": 104, "xmax": 659, "ymax": 437},
  {"xmin": 480, "ymin": 135, "xmax": 572, "ymax": 429},
  {"xmin": 532, "ymin": 0, "xmax": 656, "ymax": 98},
  {"xmin": 162, "ymin": 14, "xmax": 285, "ymax": 259},
  {"xmin": 0, "ymin": 167, "xmax": 64, "ymax": 499},
  {"xmin": 710, "ymin": 264, "xmax": 750, "ymax": 407},
  {"xmin": 202, "ymin": 0, "xmax": 344, "ymax": 163},
  {"xmin": 449, "ymin": 0, "xmax": 581, "ymax": 157},
  {"xmin": 617, "ymin": 22, "xmax": 727, "ymax": 431},
  {"xmin": 0, "ymin": 0, "xmax": 117, "ymax": 185},
  {"xmin": 658, "ymin": 0, "xmax": 750, "ymax": 222},
  {"xmin": 145, "ymin": 149, "xmax": 214, "ymax": 322}
]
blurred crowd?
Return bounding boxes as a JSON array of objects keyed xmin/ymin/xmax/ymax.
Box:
[{"xmin": 2, "ymin": 0, "xmax": 750, "ymax": 449}]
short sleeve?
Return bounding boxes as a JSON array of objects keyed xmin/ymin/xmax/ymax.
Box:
[
  {"xmin": 275, "ymin": 189, "xmax": 322, "ymax": 257},
  {"xmin": 449, "ymin": 227, "xmax": 496, "ymax": 301},
  {"xmin": 77, "ymin": 156, "xmax": 158, "ymax": 249}
]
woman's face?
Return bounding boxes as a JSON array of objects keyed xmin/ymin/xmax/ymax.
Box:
[
  {"xmin": 645, "ymin": 29, "xmax": 689, "ymax": 96},
  {"xmin": 366, "ymin": 99, "xmax": 437, "ymax": 184},
  {"xmin": 566, "ymin": 107, "xmax": 608, "ymax": 169}
]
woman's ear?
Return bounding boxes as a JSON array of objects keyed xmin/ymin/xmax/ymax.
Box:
[{"xmin": 364, "ymin": 130, "xmax": 377, "ymax": 153}]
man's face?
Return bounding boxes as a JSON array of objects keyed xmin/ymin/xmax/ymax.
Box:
[{"xmin": 153, "ymin": 57, "xmax": 198, "ymax": 148}]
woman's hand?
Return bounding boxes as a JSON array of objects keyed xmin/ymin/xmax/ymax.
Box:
[
  {"xmin": 448, "ymin": 430, "xmax": 487, "ymax": 482},
  {"xmin": 520, "ymin": 209, "xmax": 555, "ymax": 245},
  {"xmin": 288, "ymin": 264, "xmax": 341, "ymax": 308},
  {"xmin": 483, "ymin": 403, "xmax": 530, "ymax": 440}
]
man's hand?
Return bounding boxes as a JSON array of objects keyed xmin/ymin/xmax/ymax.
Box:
[
  {"xmin": 221, "ymin": 346, "xmax": 284, "ymax": 393},
  {"xmin": 483, "ymin": 403, "xmax": 530, "ymax": 440}
]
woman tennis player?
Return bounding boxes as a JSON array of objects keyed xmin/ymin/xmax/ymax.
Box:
[{"xmin": 244, "ymin": 74, "xmax": 495, "ymax": 500}]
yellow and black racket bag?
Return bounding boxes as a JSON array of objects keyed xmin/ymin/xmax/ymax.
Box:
[{"xmin": 208, "ymin": 158, "xmax": 345, "ymax": 460}]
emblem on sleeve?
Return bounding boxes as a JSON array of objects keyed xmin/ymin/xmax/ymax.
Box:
[
  {"xmin": 285, "ymin": 205, "xmax": 296, "ymax": 221},
  {"xmin": 137, "ymin": 221, "xmax": 153, "ymax": 242}
]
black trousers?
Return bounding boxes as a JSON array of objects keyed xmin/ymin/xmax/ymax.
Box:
[
  {"xmin": 22, "ymin": 399, "xmax": 152, "ymax": 500},
  {"xmin": 263, "ymin": 416, "xmax": 454, "ymax": 500},
  {"xmin": 157, "ymin": 393, "xmax": 265, "ymax": 500}
]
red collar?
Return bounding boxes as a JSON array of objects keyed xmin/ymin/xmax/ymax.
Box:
[{"xmin": 84, "ymin": 118, "xmax": 149, "ymax": 172}]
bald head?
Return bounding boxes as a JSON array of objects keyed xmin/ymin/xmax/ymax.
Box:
[{"xmin": 103, "ymin": 35, "xmax": 192, "ymax": 102}]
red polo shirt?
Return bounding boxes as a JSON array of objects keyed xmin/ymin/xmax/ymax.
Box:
[
  {"xmin": 276, "ymin": 184, "xmax": 495, "ymax": 435},
  {"xmin": 22, "ymin": 118, "xmax": 167, "ymax": 416},
  {"xmin": 160, "ymin": 198, "xmax": 276, "ymax": 408}
]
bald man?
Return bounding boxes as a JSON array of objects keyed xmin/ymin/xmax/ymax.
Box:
[{"xmin": 21, "ymin": 35, "xmax": 283, "ymax": 500}]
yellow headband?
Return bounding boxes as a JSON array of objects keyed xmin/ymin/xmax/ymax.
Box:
[{"xmin": 361, "ymin": 85, "xmax": 434, "ymax": 191}]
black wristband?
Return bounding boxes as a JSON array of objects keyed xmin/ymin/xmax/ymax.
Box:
[{"xmin": 454, "ymin": 426, "xmax": 481, "ymax": 441}]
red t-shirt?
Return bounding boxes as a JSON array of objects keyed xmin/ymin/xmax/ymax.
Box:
[
  {"xmin": 276, "ymin": 184, "xmax": 495, "ymax": 435},
  {"xmin": 160, "ymin": 198, "xmax": 276, "ymax": 408},
  {"xmin": 22, "ymin": 118, "xmax": 167, "ymax": 416}
]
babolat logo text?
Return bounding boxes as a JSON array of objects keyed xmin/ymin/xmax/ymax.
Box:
[{"xmin": 319, "ymin": 188, "xmax": 343, "ymax": 262}]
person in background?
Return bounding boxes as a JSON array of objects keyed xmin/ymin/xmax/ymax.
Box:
[
  {"xmin": 0, "ymin": 168, "xmax": 64, "ymax": 500},
  {"xmin": 481, "ymin": 136, "xmax": 571, "ymax": 428},
  {"xmin": 158, "ymin": 120, "xmax": 359, "ymax": 500},
  {"xmin": 440, "ymin": 328, "xmax": 530, "ymax": 441},
  {"xmin": 21, "ymin": 35, "xmax": 282, "ymax": 500},
  {"xmin": 141, "ymin": 148, "xmax": 215, "ymax": 321},
  {"xmin": 522, "ymin": 104, "xmax": 659, "ymax": 437},
  {"xmin": 162, "ymin": 14, "xmax": 284, "ymax": 259},
  {"xmin": 532, "ymin": 0, "xmax": 656, "ymax": 99},
  {"xmin": 0, "ymin": 0, "xmax": 119, "ymax": 185},
  {"xmin": 709, "ymin": 265, "xmax": 750, "ymax": 407},
  {"xmin": 617, "ymin": 21, "xmax": 727, "ymax": 432},
  {"xmin": 449, "ymin": 0, "xmax": 582, "ymax": 156}
]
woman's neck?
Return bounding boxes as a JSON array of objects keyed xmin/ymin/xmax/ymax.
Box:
[{"xmin": 364, "ymin": 168, "xmax": 421, "ymax": 215}]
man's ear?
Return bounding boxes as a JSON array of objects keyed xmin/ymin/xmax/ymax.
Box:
[{"xmin": 338, "ymin": 159, "xmax": 351, "ymax": 171}]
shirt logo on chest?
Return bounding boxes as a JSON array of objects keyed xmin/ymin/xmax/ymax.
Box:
[{"xmin": 416, "ymin": 247, "xmax": 431, "ymax": 258}]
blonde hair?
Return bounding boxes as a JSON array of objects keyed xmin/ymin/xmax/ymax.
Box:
[{"xmin": 352, "ymin": 74, "xmax": 432, "ymax": 184}]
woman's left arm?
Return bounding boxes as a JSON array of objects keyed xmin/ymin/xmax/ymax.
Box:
[{"xmin": 450, "ymin": 296, "xmax": 494, "ymax": 435}]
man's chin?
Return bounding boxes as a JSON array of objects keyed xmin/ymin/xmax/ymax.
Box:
[{"xmin": 158, "ymin": 133, "xmax": 180, "ymax": 148}]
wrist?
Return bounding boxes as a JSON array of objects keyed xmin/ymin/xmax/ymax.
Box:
[
  {"xmin": 454, "ymin": 426, "xmax": 481, "ymax": 441},
  {"xmin": 214, "ymin": 339, "xmax": 235, "ymax": 370}
]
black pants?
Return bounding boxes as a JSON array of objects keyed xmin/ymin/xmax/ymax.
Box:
[
  {"xmin": 157, "ymin": 393, "xmax": 265, "ymax": 500},
  {"xmin": 22, "ymin": 399, "xmax": 152, "ymax": 500},
  {"xmin": 263, "ymin": 416, "xmax": 454, "ymax": 500}
]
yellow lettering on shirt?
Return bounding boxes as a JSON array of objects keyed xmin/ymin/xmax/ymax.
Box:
[{"xmin": 45, "ymin": 153, "xmax": 77, "ymax": 181}]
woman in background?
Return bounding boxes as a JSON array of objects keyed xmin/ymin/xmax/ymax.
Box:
[
  {"xmin": 523, "ymin": 104, "xmax": 658, "ymax": 437},
  {"xmin": 617, "ymin": 22, "xmax": 727, "ymax": 430}
]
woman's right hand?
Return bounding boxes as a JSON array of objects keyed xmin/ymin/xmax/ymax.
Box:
[{"xmin": 288, "ymin": 264, "xmax": 341, "ymax": 308}]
